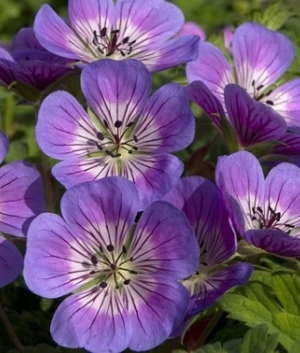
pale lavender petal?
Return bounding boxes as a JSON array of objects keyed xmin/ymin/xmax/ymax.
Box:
[
  {"xmin": 68, "ymin": 0, "xmax": 114, "ymax": 45},
  {"xmin": 61, "ymin": 177, "xmax": 138, "ymax": 251},
  {"xmin": 0, "ymin": 236, "xmax": 23, "ymax": 288},
  {"xmin": 114, "ymin": 0, "xmax": 184, "ymax": 47},
  {"xmin": 52, "ymin": 157, "xmax": 118, "ymax": 188},
  {"xmin": 186, "ymin": 80, "xmax": 225, "ymax": 128},
  {"xmin": 225, "ymin": 84, "xmax": 287, "ymax": 147},
  {"xmin": 215, "ymin": 151, "xmax": 265, "ymax": 234},
  {"xmin": 223, "ymin": 26, "xmax": 234, "ymax": 53},
  {"xmin": 34, "ymin": 4, "xmax": 85, "ymax": 61},
  {"xmin": 188, "ymin": 262, "xmax": 253, "ymax": 314},
  {"xmin": 244, "ymin": 229, "xmax": 300, "ymax": 257},
  {"xmin": 264, "ymin": 162, "xmax": 300, "ymax": 233},
  {"xmin": 162, "ymin": 176, "xmax": 236, "ymax": 265},
  {"xmin": 134, "ymin": 83, "xmax": 195, "ymax": 152},
  {"xmin": 12, "ymin": 27, "xmax": 43, "ymax": 50},
  {"xmin": 138, "ymin": 35, "xmax": 199, "ymax": 72},
  {"xmin": 233, "ymin": 22, "xmax": 294, "ymax": 94},
  {"xmin": 186, "ymin": 41, "xmax": 234, "ymax": 105},
  {"xmin": 81, "ymin": 59, "xmax": 151, "ymax": 135},
  {"xmin": 129, "ymin": 201, "xmax": 199, "ymax": 278},
  {"xmin": 126, "ymin": 275, "xmax": 189, "ymax": 351},
  {"xmin": 51, "ymin": 288, "xmax": 131, "ymax": 352},
  {"xmin": 261, "ymin": 78, "xmax": 300, "ymax": 128},
  {"xmin": 177, "ymin": 22, "xmax": 206, "ymax": 41},
  {"xmin": 0, "ymin": 161, "xmax": 46, "ymax": 237},
  {"xmin": 36, "ymin": 91, "xmax": 98, "ymax": 159},
  {"xmin": 122, "ymin": 154, "xmax": 184, "ymax": 209},
  {"xmin": 0, "ymin": 129, "xmax": 8, "ymax": 163},
  {"xmin": 24, "ymin": 213, "xmax": 94, "ymax": 297}
]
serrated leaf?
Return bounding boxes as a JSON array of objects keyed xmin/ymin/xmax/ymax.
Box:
[
  {"xmin": 240, "ymin": 324, "xmax": 279, "ymax": 353},
  {"xmin": 272, "ymin": 272, "xmax": 300, "ymax": 315},
  {"xmin": 219, "ymin": 281, "xmax": 299, "ymax": 351},
  {"xmin": 194, "ymin": 342, "xmax": 228, "ymax": 353}
]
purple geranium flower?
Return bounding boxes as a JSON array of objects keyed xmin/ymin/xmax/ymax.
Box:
[
  {"xmin": 162, "ymin": 177, "xmax": 252, "ymax": 324},
  {"xmin": 186, "ymin": 22, "xmax": 300, "ymax": 127},
  {"xmin": 33, "ymin": 0, "xmax": 199, "ymax": 72},
  {"xmin": 187, "ymin": 82, "xmax": 287, "ymax": 150},
  {"xmin": 0, "ymin": 129, "xmax": 46, "ymax": 287},
  {"xmin": 36, "ymin": 59, "xmax": 195, "ymax": 208},
  {"xmin": 216, "ymin": 150, "xmax": 300, "ymax": 257},
  {"xmin": 0, "ymin": 27, "xmax": 73, "ymax": 94},
  {"xmin": 24, "ymin": 177, "xmax": 199, "ymax": 353}
]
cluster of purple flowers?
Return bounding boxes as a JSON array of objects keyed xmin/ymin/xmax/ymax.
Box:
[{"xmin": 1, "ymin": 0, "xmax": 300, "ymax": 352}]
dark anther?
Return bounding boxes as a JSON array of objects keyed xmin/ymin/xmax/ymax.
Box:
[
  {"xmin": 285, "ymin": 223, "xmax": 295, "ymax": 228},
  {"xmin": 111, "ymin": 29, "xmax": 120, "ymax": 34},
  {"xmin": 91, "ymin": 255, "xmax": 98, "ymax": 265},
  {"xmin": 130, "ymin": 270, "xmax": 138, "ymax": 274},
  {"xmin": 129, "ymin": 40, "xmax": 136, "ymax": 45},
  {"xmin": 266, "ymin": 100, "xmax": 274, "ymax": 106},
  {"xmin": 120, "ymin": 51, "xmax": 125, "ymax": 57},
  {"xmin": 126, "ymin": 122, "xmax": 134, "ymax": 127},
  {"xmin": 106, "ymin": 150, "xmax": 121, "ymax": 158},
  {"xmin": 99, "ymin": 246, "xmax": 104, "ymax": 253},
  {"xmin": 201, "ymin": 261, "xmax": 208, "ymax": 266},
  {"xmin": 133, "ymin": 135, "xmax": 138, "ymax": 143},
  {"xmin": 92, "ymin": 30, "xmax": 98, "ymax": 45},
  {"xmin": 122, "ymin": 36, "xmax": 129, "ymax": 44},
  {"xmin": 257, "ymin": 85, "xmax": 264, "ymax": 90},
  {"xmin": 100, "ymin": 27, "xmax": 107, "ymax": 37},
  {"xmin": 122, "ymin": 245, "xmax": 127, "ymax": 253},
  {"xmin": 111, "ymin": 263, "xmax": 116, "ymax": 270},
  {"xmin": 107, "ymin": 244, "xmax": 115, "ymax": 252},
  {"xmin": 251, "ymin": 80, "xmax": 255, "ymax": 87},
  {"xmin": 97, "ymin": 132, "xmax": 105, "ymax": 140},
  {"xmin": 89, "ymin": 270, "xmax": 96, "ymax": 275},
  {"xmin": 103, "ymin": 120, "xmax": 109, "ymax": 128},
  {"xmin": 124, "ymin": 279, "xmax": 131, "ymax": 285},
  {"xmin": 99, "ymin": 282, "xmax": 108, "ymax": 288},
  {"xmin": 257, "ymin": 206, "xmax": 263, "ymax": 214},
  {"xmin": 114, "ymin": 120, "xmax": 122, "ymax": 128},
  {"xmin": 128, "ymin": 150, "xmax": 133, "ymax": 154}
]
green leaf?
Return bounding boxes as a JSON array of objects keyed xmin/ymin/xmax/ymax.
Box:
[
  {"xmin": 272, "ymin": 272, "xmax": 300, "ymax": 315},
  {"xmin": 194, "ymin": 342, "xmax": 228, "ymax": 353},
  {"xmin": 219, "ymin": 281, "xmax": 299, "ymax": 351},
  {"xmin": 240, "ymin": 324, "xmax": 279, "ymax": 353}
]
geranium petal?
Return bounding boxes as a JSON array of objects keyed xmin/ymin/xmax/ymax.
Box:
[
  {"xmin": 51, "ymin": 288, "xmax": 131, "ymax": 352},
  {"xmin": 225, "ymin": 84, "xmax": 287, "ymax": 147},
  {"xmin": 261, "ymin": 78, "xmax": 300, "ymax": 128},
  {"xmin": 138, "ymin": 35, "xmax": 199, "ymax": 72},
  {"xmin": 233, "ymin": 22, "xmax": 294, "ymax": 93},
  {"xmin": 36, "ymin": 91, "xmax": 98, "ymax": 159},
  {"xmin": 24, "ymin": 213, "xmax": 94, "ymax": 297},
  {"xmin": 134, "ymin": 83, "xmax": 195, "ymax": 152},
  {"xmin": 162, "ymin": 176, "xmax": 236, "ymax": 265},
  {"xmin": 115, "ymin": 0, "xmax": 184, "ymax": 47},
  {"xmin": 126, "ymin": 275, "xmax": 189, "ymax": 351},
  {"xmin": 61, "ymin": 177, "xmax": 138, "ymax": 253},
  {"xmin": 34, "ymin": 4, "xmax": 86, "ymax": 60},
  {"xmin": 188, "ymin": 262, "xmax": 253, "ymax": 313},
  {"xmin": 264, "ymin": 162, "xmax": 300, "ymax": 232},
  {"xmin": 0, "ymin": 236, "xmax": 23, "ymax": 288},
  {"xmin": 122, "ymin": 153, "xmax": 184, "ymax": 210},
  {"xmin": 186, "ymin": 41, "xmax": 233, "ymax": 105},
  {"xmin": 129, "ymin": 201, "xmax": 199, "ymax": 278},
  {"xmin": 68, "ymin": 0, "xmax": 114, "ymax": 45},
  {"xmin": 215, "ymin": 151, "xmax": 265, "ymax": 234},
  {"xmin": 0, "ymin": 161, "xmax": 46, "ymax": 237},
  {"xmin": 0, "ymin": 129, "xmax": 8, "ymax": 163},
  {"xmin": 186, "ymin": 80, "xmax": 225, "ymax": 128},
  {"xmin": 81, "ymin": 59, "xmax": 151, "ymax": 135},
  {"xmin": 244, "ymin": 229, "xmax": 300, "ymax": 257}
]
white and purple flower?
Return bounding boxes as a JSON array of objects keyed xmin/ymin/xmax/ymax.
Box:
[
  {"xmin": 0, "ymin": 129, "xmax": 46, "ymax": 287},
  {"xmin": 33, "ymin": 0, "xmax": 199, "ymax": 72},
  {"xmin": 162, "ymin": 176, "xmax": 252, "ymax": 329},
  {"xmin": 216, "ymin": 151, "xmax": 300, "ymax": 257},
  {"xmin": 36, "ymin": 59, "xmax": 195, "ymax": 208},
  {"xmin": 186, "ymin": 22, "xmax": 300, "ymax": 127},
  {"xmin": 24, "ymin": 177, "xmax": 199, "ymax": 353}
]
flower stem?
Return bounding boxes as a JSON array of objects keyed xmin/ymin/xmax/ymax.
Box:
[{"xmin": 0, "ymin": 299, "xmax": 25, "ymax": 352}]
